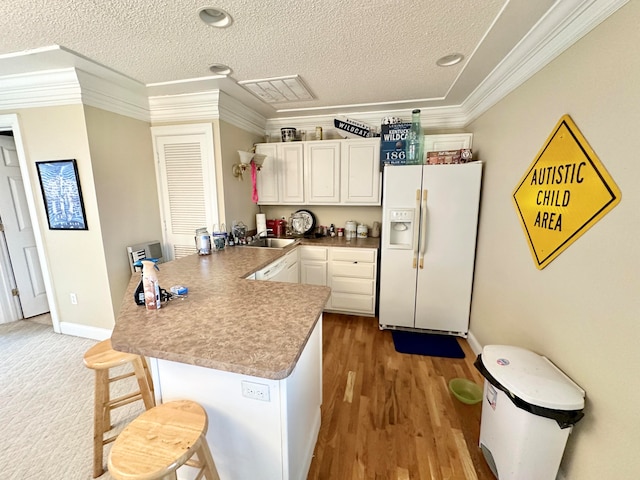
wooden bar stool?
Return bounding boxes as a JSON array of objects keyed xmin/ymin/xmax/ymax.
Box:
[
  {"xmin": 83, "ymin": 339, "xmax": 155, "ymax": 478},
  {"xmin": 108, "ymin": 400, "xmax": 220, "ymax": 480}
]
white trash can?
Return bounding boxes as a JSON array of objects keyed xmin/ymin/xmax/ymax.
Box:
[{"xmin": 474, "ymin": 345, "xmax": 585, "ymax": 480}]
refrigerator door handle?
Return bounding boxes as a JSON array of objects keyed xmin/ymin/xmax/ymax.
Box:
[
  {"xmin": 412, "ymin": 189, "xmax": 421, "ymax": 269},
  {"xmin": 419, "ymin": 189, "xmax": 428, "ymax": 269}
]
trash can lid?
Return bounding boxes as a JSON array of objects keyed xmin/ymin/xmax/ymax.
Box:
[{"xmin": 481, "ymin": 345, "xmax": 585, "ymax": 410}]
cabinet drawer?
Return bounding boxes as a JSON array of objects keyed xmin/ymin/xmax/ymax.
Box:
[
  {"xmin": 331, "ymin": 247, "xmax": 376, "ymax": 263},
  {"xmin": 331, "ymin": 261, "xmax": 375, "ymax": 279},
  {"xmin": 330, "ymin": 292, "xmax": 375, "ymax": 313},
  {"xmin": 331, "ymin": 277, "xmax": 374, "ymax": 295},
  {"xmin": 300, "ymin": 246, "xmax": 328, "ymax": 261}
]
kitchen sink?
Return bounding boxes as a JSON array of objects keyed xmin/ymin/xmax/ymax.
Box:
[{"xmin": 242, "ymin": 237, "xmax": 299, "ymax": 249}]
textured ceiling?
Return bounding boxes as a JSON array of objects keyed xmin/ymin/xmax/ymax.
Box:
[{"xmin": 0, "ymin": 0, "xmax": 589, "ymax": 119}]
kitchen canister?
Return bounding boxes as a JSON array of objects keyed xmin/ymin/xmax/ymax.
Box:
[
  {"xmin": 345, "ymin": 221, "xmax": 357, "ymax": 240},
  {"xmin": 357, "ymin": 224, "xmax": 368, "ymax": 238},
  {"xmin": 281, "ymin": 127, "xmax": 297, "ymax": 142}
]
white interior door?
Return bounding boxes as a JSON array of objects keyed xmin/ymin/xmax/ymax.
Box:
[
  {"xmin": 151, "ymin": 124, "xmax": 218, "ymax": 260},
  {"xmin": 0, "ymin": 135, "xmax": 49, "ymax": 319}
]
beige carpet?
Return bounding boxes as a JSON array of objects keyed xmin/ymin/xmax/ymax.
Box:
[{"xmin": 0, "ymin": 316, "xmax": 147, "ymax": 479}]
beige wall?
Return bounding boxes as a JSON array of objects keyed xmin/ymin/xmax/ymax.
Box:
[
  {"xmin": 217, "ymin": 121, "xmax": 263, "ymax": 230},
  {"xmin": 7, "ymin": 105, "xmax": 115, "ymax": 329},
  {"xmin": 84, "ymin": 106, "xmax": 161, "ymax": 316},
  {"xmin": 262, "ymin": 205, "xmax": 382, "ymax": 233},
  {"xmin": 468, "ymin": 2, "xmax": 639, "ymax": 478}
]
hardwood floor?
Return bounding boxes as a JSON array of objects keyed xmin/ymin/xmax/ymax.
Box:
[{"xmin": 307, "ymin": 313, "xmax": 495, "ymax": 480}]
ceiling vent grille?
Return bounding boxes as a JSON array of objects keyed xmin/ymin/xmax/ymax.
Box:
[{"xmin": 238, "ymin": 75, "xmax": 314, "ymax": 104}]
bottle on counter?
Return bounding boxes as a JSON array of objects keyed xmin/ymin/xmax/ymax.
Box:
[
  {"xmin": 142, "ymin": 260, "xmax": 161, "ymax": 310},
  {"xmin": 406, "ymin": 109, "xmax": 424, "ymax": 164},
  {"xmin": 329, "ymin": 224, "xmax": 336, "ymax": 237}
]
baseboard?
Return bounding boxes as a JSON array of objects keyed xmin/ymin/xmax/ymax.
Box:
[
  {"xmin": 58, "ymin": 321, "xmax": 112, "ymax": 341},
  {"xmin": 466, "ymin": 329, "xmax": 483, "ymax": 355}
]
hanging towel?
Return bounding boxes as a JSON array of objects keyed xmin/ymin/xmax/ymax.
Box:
[{"xmin": 251, "ymin": 161, "xmax": 259, "ymax": 203}]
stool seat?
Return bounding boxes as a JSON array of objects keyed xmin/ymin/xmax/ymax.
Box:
[
  {"xmin": 83, "ymin": 339, "xmax": 155, "ymax": 478},
  {"xmin": 108, "ymin": 400, "xmax": 220, "ymax": 480},
  {"xmin": 83, "ymin": 339, "xmax": 146, "ymax": 370}
]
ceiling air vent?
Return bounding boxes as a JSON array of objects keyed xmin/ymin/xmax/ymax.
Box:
[{"xmin": 238, "ymin": 75, "xmax": 314, "ymax": 104}]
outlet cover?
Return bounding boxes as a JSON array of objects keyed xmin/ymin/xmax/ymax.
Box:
[{"xmin": 241, "ymin": 381, "xmax": 270, "ymax": 402}]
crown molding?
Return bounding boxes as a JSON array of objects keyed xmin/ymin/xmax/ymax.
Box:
[
  {"xmin": 0, "ymin": 0, "xmax": 627, "ymax": 133},
  {"xmin": 76, "ymin": 69, "xmax": 149, "ymax": 122},
  {"xmin": 148, "ymin": 90, "xmax": 221, "ymax": 124},
  {"xmin": 462, "ymin": 0, "xmax": 629, "ymax": 125},
  {"xmin": 0, "ymin": 66, "xmax": 150, "ymax": 122},
  {"xmin": 216, "ymin": 91, "xmax": 267, "ymax": 136},
  {"xmin": 266, "ymin": 0, "xmax": 628, "ymax": 131},
  {"xmin": 0, "ymin": 69, "xmax": 82, "ymax": 110},
  {"xmin": 148, "ymin": 89, "xmax": 266, "ymax": 135}
]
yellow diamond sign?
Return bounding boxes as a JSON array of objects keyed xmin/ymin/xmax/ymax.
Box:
[{"xmin": 513, "ymin": 115, "xmax": 621, "ymax": 269}]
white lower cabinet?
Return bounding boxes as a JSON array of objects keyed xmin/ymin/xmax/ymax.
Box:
[
  {"xmin": 284, "ymin": 248, "xmax": 300, "ymax": 283},
  {"xmin": 150, "ymin": 319, "xmax": 323, "ymax": 480},
  {"xmin": 299, "ymin": 246, "xmax": 328, "ymax": 286},
  {"xmin": 327, "ymin": 247, "xmax": 377, "ymax": 316}
]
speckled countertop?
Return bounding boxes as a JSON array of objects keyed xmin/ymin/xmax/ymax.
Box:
[{"xmin": 111, "ymin": 236, "xmax": 379, "ymax": 380}]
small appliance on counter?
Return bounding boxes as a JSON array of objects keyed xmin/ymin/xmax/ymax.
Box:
[{"xmin": 195, "ymin": 228, "xmax": 211, "ymax": 255}]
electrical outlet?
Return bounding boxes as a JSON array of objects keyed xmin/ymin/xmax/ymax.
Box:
[
  {"xmin": 241, "ymin": 381, "xmax": 270, "ymax": 401},
  {"xmin": 70, "ymin": 293, "xmax": 78, "ymax": 305}
]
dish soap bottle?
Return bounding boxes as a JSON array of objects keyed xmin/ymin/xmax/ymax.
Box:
[
  {"xmin": 406, "ymin": 109, "xmax": 424, "ymax": 164},
  {"xmin": 141, "ymin": 260, "xmax": 161, "ymax": 310}
]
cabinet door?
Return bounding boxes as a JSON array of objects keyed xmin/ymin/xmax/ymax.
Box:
[
  {"xmin": 300, "ymin": 262, "xmax": 327, "ymax": 286},
  {"xmin": 152, "ymin": 124, "xmax": 218, "ymax": 260},
  {"xmin": 255, "ymin": 144, "xmax": 279, "ymax": 204},
  {"xmin": 341, "ymin": 139, "xmax": 381, "ymax": 205},
  {"xmin": 305, "ymin": 141, "xmax": 340, "ymax": 204},
  {"xmin": 280, "ymin": 143, "xmax": 304, "ymax": 204},
  {"xmin": 286, "ymin": 262, "xmax": 300, "ymax": 284}
]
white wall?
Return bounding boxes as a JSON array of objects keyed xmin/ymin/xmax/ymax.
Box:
[{"xmin": 468, "ymin": 2, "xmax": 640, "ymax": 478}]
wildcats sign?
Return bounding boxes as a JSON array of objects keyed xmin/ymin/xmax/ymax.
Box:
[{"xmin": 513, "ymin": 115, "xmax": 621, "ymax": 269}]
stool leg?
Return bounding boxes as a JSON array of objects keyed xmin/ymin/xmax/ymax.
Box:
[
  {"xmin": 92, "ymin": 369, "xmax": 109, "ymax": 478},
  {"xmin": 195, "ymin": 435, "xmax": 220, "ymax": 480},
  {"xmin": 132, "ymin": 357, "xmax": 155, "ymax": 409},
  {"xmin": 140, "ymin": 356, "xmax": 155, "ymax": 400}
]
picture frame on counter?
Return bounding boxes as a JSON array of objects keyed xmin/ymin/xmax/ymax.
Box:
[{"xmin": 36, "ymin": 159, "xmax": 88, "ymax": 230}]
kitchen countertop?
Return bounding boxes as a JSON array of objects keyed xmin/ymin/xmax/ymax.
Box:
[{"xmin": 111, "ymin": 236, "xmax": 379, "ymax": 380}]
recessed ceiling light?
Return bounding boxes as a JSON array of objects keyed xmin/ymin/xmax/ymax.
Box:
[
  {"xmin": 209, "ymin": 64, "xmax": 232, "ymax": 75},
  {"xmin": 198, "ymin": 7, "xmax": 233, "ymax": 28},
  {"xmin": 436, "ymin": 53, "xmax": 464, "ymax": 67}
]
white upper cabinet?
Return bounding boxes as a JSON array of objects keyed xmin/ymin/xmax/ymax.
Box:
[
  {"xmin": 255, "ymin": 143, "xmax": 304, "ymax": 204},
  {"xmin": 304, "ymin": 141, "xmax": 341, "ymax": 204},
  {"xmin": 340, "ymin": 138, "xmax": 381, "ymax": 205},
  {"xmin": 255, "ymin": 138, "xmax": 382, "ymax": 206}
]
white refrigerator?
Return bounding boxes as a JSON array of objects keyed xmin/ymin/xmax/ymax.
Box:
[{"xmin": 378, "ymin": 162, "xmax": 482, "ymax": 336}]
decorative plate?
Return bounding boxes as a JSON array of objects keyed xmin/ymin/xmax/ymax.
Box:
[{"xmin": 292, "ymin": 209, "xmax": 316, "ymax": 235}]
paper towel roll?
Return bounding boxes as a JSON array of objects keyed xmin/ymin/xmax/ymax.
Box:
[{"xmin": 256, "ymin": 213, "xmax": 267, "ymax": 237}]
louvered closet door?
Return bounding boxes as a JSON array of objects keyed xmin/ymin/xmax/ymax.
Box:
[{"xmin": 152, "ymin": 125, "xmax": 218, "ymax": 260}]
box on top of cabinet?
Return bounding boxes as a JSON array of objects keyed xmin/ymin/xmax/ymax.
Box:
[{"xmin": 380, "ymin": 123, "xmax": 411, "ymax": 166}]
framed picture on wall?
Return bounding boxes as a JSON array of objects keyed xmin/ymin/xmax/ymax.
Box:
[{"xmin": 36, "ymin": 159, "xmax": 88, "ymax": 230}]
